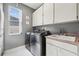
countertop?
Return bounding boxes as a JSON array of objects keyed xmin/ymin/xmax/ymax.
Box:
[{"xmin": 46, "ymin": 35, "xmax": 79, "ymax": 46}]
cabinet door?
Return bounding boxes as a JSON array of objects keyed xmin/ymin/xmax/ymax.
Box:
[
  {"xmin": 43, "ymin": 3, "xmax": 54, "ymax": 25},
  {"xmin": 54, "ymin": 3, "xmax": 77, "ymax": 23},
  {"xmin": 46, "ymin": 43, "xmax": 58, "ymax": 56},
  {"xmin": 32, "ymin": 11, "xmax": 37, "ymax": 26},
  {"xmin": 32, "ymin": 6, "xmax": 43, "ymax": 26},
  {"xmin": 36, "ymin": 6, "xmax": 43, "ymax": 26},
  {"xmin": 59, "ymin": 49, "xmax": 77, "ymax": 56}
]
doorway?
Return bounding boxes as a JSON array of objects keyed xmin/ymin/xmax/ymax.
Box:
[{"xmin": 0, "ymin": 3, "xmax": 4, "ymax": 56}]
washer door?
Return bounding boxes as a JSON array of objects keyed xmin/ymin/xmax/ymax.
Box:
[{"xmin": 30, "ymin": 33, "xmax": 41, "ymax": 56}]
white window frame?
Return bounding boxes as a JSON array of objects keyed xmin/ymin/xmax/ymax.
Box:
[
  {"xmin": 8, "ymin": 6, "xmax": 22, "ymax": 35},
  {"xmin": 0, "ymin": 4, "xmax": 4, "ymax": 35}
]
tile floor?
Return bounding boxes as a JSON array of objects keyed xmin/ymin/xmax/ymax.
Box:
[{"xmin": 3, "ymin": 45, "xmax": 33, "ymax": 56}]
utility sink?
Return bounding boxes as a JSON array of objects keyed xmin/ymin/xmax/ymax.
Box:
[{"xmin": 51, "ymin": 35, "xmax": 76, "ymax": 42}]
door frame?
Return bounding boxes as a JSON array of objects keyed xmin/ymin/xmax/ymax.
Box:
[{"xmin": 0, "ymin": 3, "xmax": 4, "ymax": 56}]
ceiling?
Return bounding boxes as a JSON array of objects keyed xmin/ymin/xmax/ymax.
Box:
[{"xmin": 23, "ymin": 3, "xmax": 43, "ymax": 9}]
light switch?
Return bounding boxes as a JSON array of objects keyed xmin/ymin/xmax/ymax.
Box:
[
  {"xmin": 26, "ymin": 16, "xmax": 30, "ymax": 19},
  {"xmin": 26, "ymin": 16, "xmax": 30, "ymax": 24}
]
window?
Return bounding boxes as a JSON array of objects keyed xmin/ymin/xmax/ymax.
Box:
[{"xmin": 8, "ymin": 6, "xmax": 22, "ymax": 35}]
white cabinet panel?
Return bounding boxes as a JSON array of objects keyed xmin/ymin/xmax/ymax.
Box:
[
  {"xmin": 32, "ymin": 5, "xmax": 43, "ymax": 26},
  {"xmin": 46, "ymin": 43, "xmax": 77, "ymax": 56},
  {"xmin": 36, "ymin": 6, "xmax": 43, "ymax": 26},
  {"xmin": 46, "ymin": 38, "xmax": 78, "ymax": 54},
  {"xmin": 46, "ymin": 37, "xmax": 78, "ymax": 56},
  {"xmin": 46, "ymin": 43, "xmax": 58, "ymax": 56},
  {"xmin": 32, "ymin": 11, "xmax": 37, "ymax": 26},
  {"xmin": 54, "ymin": 3, "xmax": 77, "ymax": 23},
  {"xmin": 59, "ymin": 49, "xmax": 77, "ymax": 56},
  {"xmin": 43, "ymin": 3, "xmax": 54, "ymax": 25}
]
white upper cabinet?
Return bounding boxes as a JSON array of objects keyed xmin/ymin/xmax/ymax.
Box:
[
  {"xmin": 32, "ymin": 10, "xmax": 37, "ymax": 26},
  {"xmin": 54, "ymin": 3, "xmax": 77, "ymax": 23},
  {"xmin": 32, "ymin": 3, "xmax": 78, "ymax": 26},
  {"xmin": 32, "ymin": 5, "xmax": 43, "ymax": 26},
  {"xmin": 36, "ymin": 6, "xmax": 43, "ymax": 26},
  {"xmin": 43, "ymin": 3, "xmax": 54, "ymax": 25}
]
